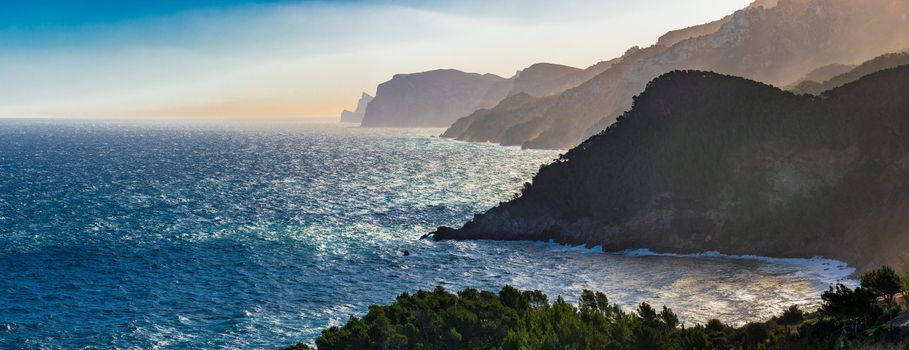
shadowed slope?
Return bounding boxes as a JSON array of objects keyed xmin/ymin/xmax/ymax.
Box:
[{"xmin": 433, "ymin": 65, "xmax": 909, "ymax": 273}]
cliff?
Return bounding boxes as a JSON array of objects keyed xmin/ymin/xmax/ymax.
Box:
[
  {"xmin": 445, "ymin": 0, "xmax": 909, "ymax": 149},
  {"xmin": 339, "ymin": 92, "xmax": 373, "ymax": 124},
  {"xmin": 360, "ymin": 69, "xmax": 512, "ymax": 128},
  {"xmin": 431, "ymin": 66, "xmax": 909, "ymax": 273}
]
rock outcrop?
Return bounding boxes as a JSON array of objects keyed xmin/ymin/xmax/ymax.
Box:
[
  {"xmin": 339, "ymin": 92, "xmax": 373, "ymax": 124},
  {"xmin": 360, "ymin": 69, "xmax": 513, "ymax": 128},
  {"xmin": 431, "ymin": 66, "xmax": 909, "ymax": 273}
]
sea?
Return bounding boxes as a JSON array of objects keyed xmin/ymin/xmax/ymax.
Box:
[{"xmin": 0, "ymin": 120, "xmax": 856, "ymax": 349}]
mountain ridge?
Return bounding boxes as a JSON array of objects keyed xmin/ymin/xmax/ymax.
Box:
[{"xmin": 443, "ymin": 0, "xmax": 909, "ymax": 149}]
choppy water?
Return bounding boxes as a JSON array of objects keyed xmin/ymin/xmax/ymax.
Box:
[{"xmin": 0, "ymin": 120, "xmax": 855, "ymax": 349}]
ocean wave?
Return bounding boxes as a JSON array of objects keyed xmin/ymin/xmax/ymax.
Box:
[{"xmin": 612, "ymin": 248, "xmax": 857, "ymax": 286}]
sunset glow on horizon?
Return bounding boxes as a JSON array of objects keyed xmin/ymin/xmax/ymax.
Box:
[{"xmin": 0, "ymin": 0, "xmax": 753, "ymax": 118}]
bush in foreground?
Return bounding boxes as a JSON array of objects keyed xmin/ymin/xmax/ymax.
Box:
[{"xmin": 288, "ymin": 267, "xmax": 908, "ymax": 349}]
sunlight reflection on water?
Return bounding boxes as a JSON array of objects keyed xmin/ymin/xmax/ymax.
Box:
[{"xmin": 0, "ymin": 120, "xmax": 855, "ymax": 349}]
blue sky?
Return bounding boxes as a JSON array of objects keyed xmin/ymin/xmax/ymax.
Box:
[
  {"xmin": 1, "ymin": 0, "xmax": 301, "ymax": 25},
  {"xmin": 0, "ymin": 0, "xmax": 753, "ymax": 118},
  {"xmin": 0, "ymin": 0, "xmax": 323, "ymax": 48}
]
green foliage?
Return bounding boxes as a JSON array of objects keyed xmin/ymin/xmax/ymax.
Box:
[
  {"xmin": 821, "ymin": 284, "xmax": 878, "ymax": 320},
  {"xmin": 861, "ymin": 266, "xmax": 902, "ymax": 304},
  {"xmin": 289, "ymin": 266, "xmax": 909, "ymax": 349},
  {"xmin": 778, "ymin": 305, "xmax": 805, "ymax": 327}
]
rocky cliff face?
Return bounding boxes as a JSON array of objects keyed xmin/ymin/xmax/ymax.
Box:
[
  {"xmin": 656, "ymin": 0, "xmax": 779, "ymax": 50},
  {"xmin": 445, "ymin": 0, "xmax": 909, "ymax": 149},
  {"xmin": 360, "ymin": 70, "xmax": 513, "ymax": 128},
  {"xmin": 339, "ymin": 92, "xmax": 373, "ymax": 124},
  {"xmin": 431, "ymin": 66, "xmax": 909, "ymax": 273},
  {"xmin": 641, "ymin": 0, "xmax": 908, "ymax": 87}
]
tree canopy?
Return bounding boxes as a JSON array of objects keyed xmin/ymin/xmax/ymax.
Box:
[{"xmin": 287, "ymin": 266, "xmax": 908, "ymax": 350}]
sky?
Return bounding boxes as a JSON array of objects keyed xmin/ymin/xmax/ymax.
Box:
[{"xmin": 0, "ymin": 0, "xmax": 753, "ymax": 118}]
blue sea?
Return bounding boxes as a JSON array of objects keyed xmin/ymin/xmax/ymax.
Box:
[{"xmin": 0, "ymin": 120, "xmax": 855, "ymax": 349}]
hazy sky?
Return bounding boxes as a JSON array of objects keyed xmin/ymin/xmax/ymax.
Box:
[{"xmin": 0, "ymin": 0, "xmax": 752, "ymax": 118}]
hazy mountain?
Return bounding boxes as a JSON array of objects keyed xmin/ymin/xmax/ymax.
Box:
[
  {"xmin": 431, "ymin": 65, "xmax": 909, "ymax": 273},
  {"xmin": 389, "ymin": 0, "xmax": 779, "ymax": 132},
  {"xmin": 656, "ymin": 19, "xmax": 728, "ymax": 48},
  {"xmin": 441, "ymin": 59, "xmax": 618, "ymax": 141},
  {"xmin": 791, "ymin": 52, "xmax": 909, "ymax": 95},
  {"xmin": 783, "ymin": 63, "xmax": 855, "ymax": 89},
  {"xmin": 519, "ymin": 45, "xmax": 670, "ymax": 149},
  {"xmin": 359, "ymin": 61, "xmax": 615, "ymax": 129},
  {"xmin": 445, "ymin": 0, "xmax": 909, "ymax": 149},
  {"xmin": 444, "ymin": 0, "xmax": 780, "ymax": 146},
  {"xmin": 507, "ymin": 63, "xmax": 581, "ymax": 97},
  {"xmin": 440, "ymin": 93, "xmax": 558, "ymax": 145},
  {"xmin": 508, "ymin": 61, "xmax": 616, "ymax": 98},
  {"xmin": 802, "ymin": 64, "xmax": 856, "ymax": 82},
  {"xmin": 657, "ymin": 0, "xmax": 778, "ymax": 48},
  {"xmin": 339, "ymin": 92, "xmax": 373, "ymax": 124},
  {"xmin": 444, "ymin": 46, "xmax": 669, "ymax": 147},
  {"xmin": 360, "ymin": 69, "xmax": 512, "ymax": 128}
]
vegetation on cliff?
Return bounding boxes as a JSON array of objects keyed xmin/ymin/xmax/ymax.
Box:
[{"xmin": 287, "ymin": 266, "xmax": 909, "ymax": 349}]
